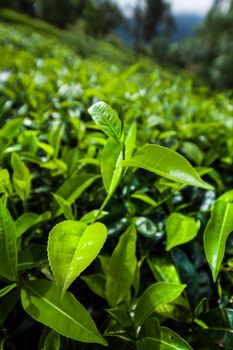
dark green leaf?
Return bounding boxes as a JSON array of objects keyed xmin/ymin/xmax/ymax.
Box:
[{"xmin": 21, "ymin": 279, "xmax": 107, "ymax": 345}]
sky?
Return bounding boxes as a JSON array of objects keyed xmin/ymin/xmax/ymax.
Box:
[{"xmin": 116, "ymin": 0, "xmax": 214, "ymax": 16}]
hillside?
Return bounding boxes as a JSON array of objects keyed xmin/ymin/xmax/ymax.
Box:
[{"xmin": 0, "ymin": 10, "xmax": 233, "ymax": 350}]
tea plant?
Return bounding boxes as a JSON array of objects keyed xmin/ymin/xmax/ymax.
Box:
[{"xmin": 0, "ymin": 12, "xmax": 233, "ymax": 350}]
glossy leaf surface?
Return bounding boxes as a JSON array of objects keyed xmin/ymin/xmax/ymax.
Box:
[
  {"xmin": 134, "ymin": 282, "xmax": 186, "ymax": 327},
  {"xmin": 21, "ymin": 279, "xmax": 107, "ymax": 345},
  {"xmin": 88, "ymin": 101, "xmax": 122, "ymax": 145},
  {"xmin": 204, "ymin": 199, "xmax": 233, "ymax": 281},
  {"xmin": 165, "ymin": 213, "xmax": 199, "ymax": 250},
  {"xmin": 101, "ymin": 138, "xmax": 122, "ymax": 194},
  {"xmin": 122, "ymin": 144, "xmax": 213, "ymax": 190},
  {"xmin": 48, "ymin": 221, "xmax": 107, "ymax": 297},
  {"xmin": 148, "ymin": 255, "xmax": 180, "ymax": 284}
]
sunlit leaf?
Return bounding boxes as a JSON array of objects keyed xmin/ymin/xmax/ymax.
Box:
[
  {"xmin": 165, "ymin": 213, "xmax": 200, "ymax": 250},
  {"xmin": 204, "ymin": 199, "xmax": 233, "ymax": 281},
  {"xmin": 122, "ymin": 144, "xmax": 213, "ymax": 190},
  {"xmin": 134, "ymin": 282, "xmax": 186, "ymax": 327},
  {"xmin": 48, "ymin": 221, "xmax": 107, "ymax": 297},
  {"xmin": 88, "ymin": 101, "xmax": 122, "ymax": 145},
  {"xmin": 21, "ymin": 279, "xmax": 107, "ymax": 345}
]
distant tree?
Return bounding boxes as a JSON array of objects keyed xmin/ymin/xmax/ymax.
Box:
[
  {"xmin": 0, "ymin": 0, "xmax": 124, "ymax": 35},
  {"xmin": 81, "ymin": 0, "xmax": 124, "ymax": 37},
  {"xmin": 142, "ymin": 0, "xmax": 173, "ymax": 42},
  {"xmin": 133, "ymin": 0, "xmax": 173, "ymax": 47}
]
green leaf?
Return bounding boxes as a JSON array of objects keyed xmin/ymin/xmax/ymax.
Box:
[
  {"xmin": 165, "ymin": 213, "xmax": 200, "ymax": 251},
  {"xmin": 15, "ymin": 211, "xmax": 51, "ymax": 237},
  {"xmin": 0, "ymin": 118, "xmax": 22, "ymax": 153},
  {"xmin": 48, "ymin": 221, "xmax": 107, "ymax": 297},
  {"xmin": 218, "ymin": 189, "xmax": 233, "ymax": 203},
  {"xmin": 181, "ymin": 141, "xmax": 204, "ymax": 165},
  {"xmin": 148, "ymin": 255, "xmax": 180, "ymax": 284},
  {"xmin": 0, "ymin": 289, "xmax": 19, "ymax": 326},
  {"xmin": 80, "ymin": 210, "xmax": 108, "ymax": 224},
  {"xmin": 42, "ymin": 329, "xmax": 60, "ymax": 350},
  {"xmin": 52, "ymin": 194, "xmax": 73, "ymax": 220},
  {"xmin": 81, "ymin": 274, "xmax": 106, "ymax": 298},
  {"xmin": 52, "ymin": 174, "xmax": 99, "ymax": 215},
  {"xmin": 132, "ymin": 191, "xmax": 157, "ymax": 207},
  {"xmin": 106, "ymin": 305, "xmax": 132, "ymax": 327},
  {"xmin": 0, "ymin": 169, "xmax": 12, "ymax": 194},
  {"xmin": 101, "ymin": 138, "xmax": 122, "ymax": 194},
  {"xmin": 125, "ymin": 122, "xmax": 137, "ymax": 161},
  {"xmin": 101, "ymin": 122, "xmax": 136, "ymax": 195},
  {"xmin": 106, "ymin": 224, "xmax": 137, "ymax": 307},
  {"xmin": 159, "ymin": 327, "xmax": 193, "ymax": 349},
  {"xmin": 21, "ymin": 279, "xmax": 107, "ymax": 345},
  {"xmin": 204, "ymin": 199, "xmax": 233, "ymax": 281},
  {"xmin": 0, "ymin": 284, "xmax": 17, "ymax": 298},
  {"xmin": 122, "ymin": 144, "xmax": 213, "ymax": 190},
  {"xmin": 134, "ymin": 282, "xmax": 186, "ymax": 327},
  {"xmin": 137, "ymin": 321, "xmax": 193, "ymax": 350},
  {"xmin": 198, "ymin": 308, "xmax": 233, "ymax": 349},
  {"xmin": 88, "ymin": 101, "xmax": 122, "ymax": 145},
  {"xmin": 0, "ymin": 202, "xmax": 17, "ymax": 281},
  {"xmin": 11, "ymin": 153, "xmax": 31, "ymax": 201},
  {"xmin": 18, "ymin": 244, "xmax": 47, "ymax": 271}
]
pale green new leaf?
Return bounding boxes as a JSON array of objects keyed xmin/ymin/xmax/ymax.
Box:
[
  {"xmin": 21, "ymin": 279, "xmax": 107, "ymax": 345},
  {"xmin": 125, "ymin": 122, "xmax": 137, "ymax": 161},
  {"xmin": 48, "ymin": 221, "xmax": 107, "ymax": 297},
  {"xmin": 101, "ymin": 138, "xmax": 122, "ymax": 194},
  {"xmin": 11, "ymin": 153, "xmax": 31, "ymax": 201},
  {"xmin": 134, "ymin": 282, "xmax": 186, "ymax": 327},
  {"xmin": 204, "ymin": 199, "xmax": 233, "ymax": 281},
  {"xmin": 218, "ymin": 189, "xmax": 233, "ymax": 203},
  {"xmin": 122, "ymin": 144, "xmax": 213, "ymax": 190},
  {"xmin": 106, "ymin": 224, "xmax": 137, "ymax": 307},
  {"xmin": 181, "ymin": 141, "xmax": 204, "ymax": 165},
  {"xmin": 80, "ymin": 210, "xmax": 108, "ymax": 224},
  {"xmin": 0, "ymin": 203, "xmax": 17, "ymax": 281},
  {"xmin": 52, "ymin": 194, "xmax": 73, "ymax": 220},
  {"xmin": 0, "ymin": 169, "xmax": 12, "ymax": 194},
  {"xmin": 148, "ymin": 256, "xmax": 180, "ymax": 284},
  {"xmin": 88, "ymin": 101, "xmax": 122, "ymax": 145},
  {"xmin": 0, "ymin": 118, "xmax": 22, "ymax": 154},
  {"xmin": 101, "ymin": 122, "xmax": 137, "ymax": 195},
  {"xmin": 165, "ymin": 213, "xmax": 200, "ymax": 251}
]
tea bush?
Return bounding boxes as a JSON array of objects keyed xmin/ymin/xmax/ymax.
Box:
[{"xmin": 0, "ymin": 12, "xmax": 233, "ymax": 350}]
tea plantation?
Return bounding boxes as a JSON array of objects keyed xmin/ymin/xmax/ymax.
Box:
[{"xmin": 0, "ymin": 10, "xmax": 233, "ymax": 350}]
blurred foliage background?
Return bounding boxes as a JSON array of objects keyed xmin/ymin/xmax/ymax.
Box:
[{"xmin": 0, "ymin": 0, "xmax": 232, "ymax": 86}]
